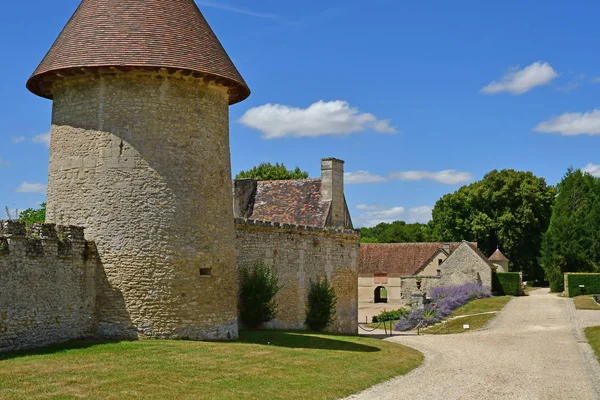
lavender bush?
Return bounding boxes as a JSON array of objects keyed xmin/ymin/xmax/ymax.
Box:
[{"xmin": 394, "ymin": 283, "xmax": 491, "ymax": 332}]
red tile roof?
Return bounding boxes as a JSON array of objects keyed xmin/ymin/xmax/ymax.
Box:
[
  {"xmin": 248, "ymin": 179, "xmax": 331, "ymax": 228},
  {"xmin": 489, "ymin": 249, "xmax": 510, "ymax": 262},
  {"xmin": 359, "ymin": 243, "xmax": 464, "ymax": 275},
  {"xmin": 27, "ymin": 0, "xmax": 250, "ymax": 104}
]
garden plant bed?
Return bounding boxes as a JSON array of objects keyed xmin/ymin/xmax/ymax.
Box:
[
  {"xmin": 574, "ymin": 295, "xmax": 600, "ymax": 310},
  {"xmin": 423, "ymin": 296, "xmax": 512, "ymax": 335},
  {"xmin": 0, "ymin": 330, "xmax": 423, "ymax": 400}
]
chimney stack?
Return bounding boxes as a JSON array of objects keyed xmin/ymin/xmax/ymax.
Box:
[{"xmin": 321, "ymin": 158, "xmax": 346, "ymax": 228}]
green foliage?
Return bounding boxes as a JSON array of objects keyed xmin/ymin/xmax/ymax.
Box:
[
  {"xmin": 565, "ymin": 274, "xmax": 600, "ymax": 297},
  {"xmin": 239, "ymin": 263, "xmax": 281, "ymax": 329},
  {"xmin": 541, "ymin": 169, "xmax": 600, "ymax": 292},
  {"xmin": 18, "ymin": 203, "xmax": 46, "ymax": 225},
  {"xmin": 430, "ymin": 169, "xmax": 556, "ymax": 280},
  {"xmin": 305, "ymin": 277, "xmax": 337, "ymax": 331},
  {"xmin": 360, "ymin": 221, "xmax": 435, "ymax": 243},
  {"xmin": 372, "ymin": 308, "xmax": 409, "ymax": 323},
  {"xmin": 236, "ymin": 162, "xmax": 309, "ymax": 181},
  {"xmin": 492, "ymin": 272, "xmax": 521, "ymax": 296}
]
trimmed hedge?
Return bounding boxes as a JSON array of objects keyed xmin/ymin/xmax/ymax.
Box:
[
  {"xmin": 565, "ymin": 273, "xmax": 600, "ymax": 297},
  {"xmin": 492, "ymin": 272, "xmax": 521, "ymax": 296}
]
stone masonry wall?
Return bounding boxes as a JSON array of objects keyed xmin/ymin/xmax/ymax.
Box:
[
  {"xmin": 47, "ymin": 70, "xmax": 238, "ymax": 340},
  {"xmin": 440, "ymin": 243, "xmax": 493, "ymax": 290},
  {"xmin": 235, "ymin": 219, "xmax": 359, "ymax": 334},
  {"xmin": 0, "ymin": 221, "xmax": 98, "ymax": 352}
]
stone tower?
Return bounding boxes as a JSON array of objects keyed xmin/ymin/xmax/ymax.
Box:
[
  {"xmin": 27, "ymin": 0, "xmax": 250, "ymax": 340},
  {"xmin": 489, "ymin": 248, "xmax": 510, "ymax": 273}
]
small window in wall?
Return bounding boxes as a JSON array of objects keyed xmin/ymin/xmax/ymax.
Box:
[
  {"xmin": 438, "ymin": 259, "xmax": 443, "ymax": 266},
  {"xmin": 200, "ymin": 268, "xmax": 212, "ymax": 277}
]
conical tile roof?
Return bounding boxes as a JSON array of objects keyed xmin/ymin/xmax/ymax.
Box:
[
  {"xmin": 489, "ymin": 249, "xmax": 509, "ymax": 262},
  {"xmin": 27, "ymin": 0, "xmax": 250, "ymax": 104}
]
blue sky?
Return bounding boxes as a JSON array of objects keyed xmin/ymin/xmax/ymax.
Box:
[{"xmin": 1, "ymin": 0, "xmax": 599, "ymax": 227}]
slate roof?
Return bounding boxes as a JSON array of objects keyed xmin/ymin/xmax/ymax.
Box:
[
  {"xmin": 27, "ymin": 0, "xmax": 250, "ymax": 104},
  {"xmin": 359, "ymin": 243, "xmax": 464, "ymax": 275},
  {"xmin": 489, "ymin": 248, "xmax": 510, "ymax": 262},
  {"xmin": 248, "ymin": 179, "xmax": 332, "ymax": 228}
]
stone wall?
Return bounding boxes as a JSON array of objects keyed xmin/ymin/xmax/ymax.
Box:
[
  {"xmin": 47, "ymin": 69, "xmax": 238, "ymax": 341},
  {"xmin": 235, "ymin": 219, "xmax": 359, "ymax": 334},
  {"xmin": 0, "ymin": 221, "xmax": 98, "ymax": 352},
  {"xmin": 439, "ymin": 243, "xmax": 493, "ymax": 290}
]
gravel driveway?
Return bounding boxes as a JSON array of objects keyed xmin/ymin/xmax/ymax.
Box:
[{"xmin": 345, "ymin": 288, "xmax": 600, "ymax": 400}]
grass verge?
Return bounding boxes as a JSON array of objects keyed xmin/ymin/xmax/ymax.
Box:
[
  {"xmin": 0, "ymin": 330, "xmax": 423, "ymax": 400},
  {"xmin": 574, "ymin": 295, "xmax": 600, "ymax": 310},
  {"xmin": 585, "ymin": 327, "xmax": 600, "ymax": 362},
  {"xmin": 424, "ymin": 296, "xmax": 512, "ymax": 335}
]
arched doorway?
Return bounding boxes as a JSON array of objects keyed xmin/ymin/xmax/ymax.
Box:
[{"xmin": 374, "ymin": 286, "xmax": 388, "ymax": 303}]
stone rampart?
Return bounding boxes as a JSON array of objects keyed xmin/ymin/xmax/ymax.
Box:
[
  {"xmin": 235, "ymin": 218, "xmax": 359, "ymax": 334},
  {"xmin": 0, "ymin": 221, "xmax": 98, "ymax": 352}
]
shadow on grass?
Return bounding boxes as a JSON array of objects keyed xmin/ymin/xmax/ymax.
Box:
[
  {"xmin": 239, "ymin": 330, "xmax": 381, "ymax": 353},
  {"xmin": 0, "ymin": 339, "xmax": 132, "ymax": 361}
]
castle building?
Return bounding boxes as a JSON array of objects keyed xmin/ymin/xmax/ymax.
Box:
[
  {"xmin": 1, "ymin": 1, "xmax": 360, "ymax": 352},
  {"xmin": 26, "ymin": 0, "xmax": 251, "ymax": 340}
]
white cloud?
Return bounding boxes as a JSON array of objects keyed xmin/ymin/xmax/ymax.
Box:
[
  {"xmin": 583, "ymin": 163, "xmax": 600, "ymax": 177},
  {"xmin": 406, "ymin": 206, "xmax": 434, "ymax": 224},
  {"xmin": 15, "ymin": 182, "xmax": 47, "ymax": 194},
  {"xmin": 195, "ymin": 1, "xmax": 280, "ymax": 19},
  {"xmin": 33, "ymin": 132, "xmax": 51, "ymax": 147},
  {"xmin": 0, "ymin": 157, "xmax": 9, "ymax": 167},
  {"xmin": 344, "ymin": 171, "xmax": 387, "ymax": 184},
  {"xmin": 238, "ymin": 100, "xmax": 397, "ymax": 139},
  {"xmin": 354, "ymin": 205, "xmax": 433, "ymax": 227},
  {"xmin": 481, "ymin": 62, "xmax": 558, "ymax": 95},
  {"xmin": 592, "ymin": 76, "xmax": 600, "ymax": 84},
  {"xmin": 388, "ymin": 170, "xmax": 474, "ymax": 185},
  {"xmin": 534, "ymin": 110, "xmax": 600, "ymax": 136},
  {"xmin": 11, "ymin": 136, "xmax": 25, "ymax": 144},
  {"xmin": 356, "ymin": 204, "xmax": 386, "ymax": 211}
]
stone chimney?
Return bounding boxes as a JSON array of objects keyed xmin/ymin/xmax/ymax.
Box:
[{"xmin": 321, "ymin": 158, "xmax": 346, "ymax": 227}]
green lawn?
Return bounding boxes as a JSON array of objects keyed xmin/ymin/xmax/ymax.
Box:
[
  {"xmin": 0, "ymin": 330, "xmax": 423, "ymax": 400},
  {"xmin": 585, "ymin": 327, "xmax": 600, "ymax": 362},
  {"xmin": 424, "ymin": 296, "xmax": 513, "ymax": 335},
  {"xmin": 574, "ymin": 295, "xmax": 600, "ymax": 310}
]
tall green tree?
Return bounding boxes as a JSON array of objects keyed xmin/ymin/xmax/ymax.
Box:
[
  {"xmin": 541, "ymin": 168, "xmax": 600, "ymax": 291},
  {"xmin": 19, "ymin": 203, "xmax": 46, "ymax": 225},
  {"xmin": 360, "ymin": 221, "xmax": 434, "ymax": 243},
  {"xmin": 430, "ymin": 170, "xmax": 556, "ymax": 280},
  {"xmin": 236, "ymin": 162, "xmax": 309, "ymax": 180}
]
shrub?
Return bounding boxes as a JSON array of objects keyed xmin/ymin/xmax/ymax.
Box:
[
  {"xmin": 372, "ymin": 308, "xmax": 409, "ymax": 323},
  {"xmin": 565, "ymin": 273, "xmax": 600, "ymax": 297},
  {"xmin": 239, "ymin": 263, "xmax": 281, "ymax": 329},
  {"xmin": 394, "ymin": 283, "xmax": 491, "ymax": 332},
  {"xmin": 492, "ymin": 272, "xmax": 521, "ymax": 296},
  {"xmin": 305, "ymin": 277, "xmax": 337, "ymax": 331}
]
